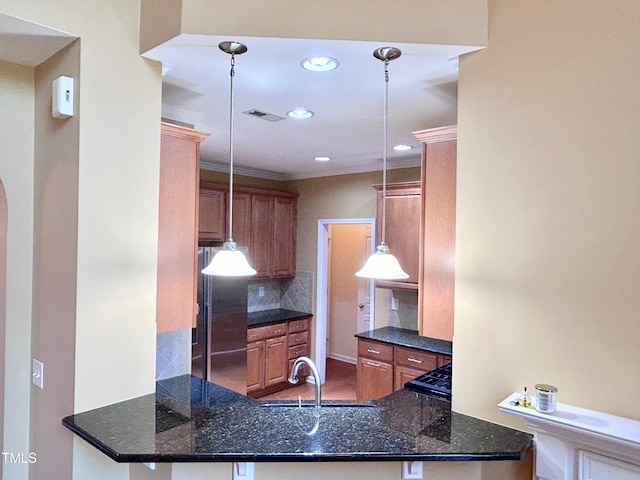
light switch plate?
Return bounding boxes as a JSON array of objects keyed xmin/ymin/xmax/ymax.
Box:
[{"xmin": 32, "ymin": 359, "xmax": 44, "ymax": 389}]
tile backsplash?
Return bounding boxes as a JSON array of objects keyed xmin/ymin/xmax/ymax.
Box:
[
  {"xmin": 392, "ymin": 289, "xmax": 419, "ymax": 330},
  {"xmin": 248, "ymin": 271, "xmax": 313, "ymax": 313},
  {"xmin": 156, "ymin": 328, "xmax": 191, "ymax": 380}
]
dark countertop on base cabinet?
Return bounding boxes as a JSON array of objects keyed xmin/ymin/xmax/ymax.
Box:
[
  {"xmin": 63, "ymin": 375, "xmax": 531, "ymax": 463},
  {"xmin": 356, "ymin": 326, "xmax": 453, "ymax": 357},
  {"xmin": 247, "ymin": 309, "xmax": 312, "ymax": 328}
]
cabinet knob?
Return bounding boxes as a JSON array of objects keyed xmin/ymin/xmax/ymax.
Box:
[{"xmin": 358, "ymin": 303, "xmax": 364, "ymax": 309}]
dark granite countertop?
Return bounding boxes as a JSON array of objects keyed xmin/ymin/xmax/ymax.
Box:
[
  {"xmin": 62, "ymin": 375, "xmax": 531, "ymax": 463},
  {"xmin": 247, "ymin": 308, "xmax": 312, "ymax": 328},
  {"xmin": 356, "ymin": 326, "xmax": 453, "ymax": 356}
]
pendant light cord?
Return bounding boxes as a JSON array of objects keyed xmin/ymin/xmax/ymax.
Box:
[
  {"xmin": 381, "ymin": 58, "xmax": 390, "ymax": 247},
  {"xmin": 227, "ymin": 52, "xmax": 236, "ymax": 244}
]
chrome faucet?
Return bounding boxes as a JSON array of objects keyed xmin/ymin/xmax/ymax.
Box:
[{"xmin": 288, "ymin": 356, "xmax": 322, "ymax": 411}]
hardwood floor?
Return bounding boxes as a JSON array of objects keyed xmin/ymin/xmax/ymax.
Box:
[{"xmin": 259, "ymin": 358, "xmax": 356, "ymax": 401}]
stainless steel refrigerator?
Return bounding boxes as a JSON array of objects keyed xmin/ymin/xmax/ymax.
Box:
[{"xmin": 192, "ymin": 246, "xmax": 248, "ymax": 395}]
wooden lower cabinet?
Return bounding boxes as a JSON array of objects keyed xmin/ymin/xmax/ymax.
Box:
[
  {"xmin": 247, "ymin": 341, "xmax": 265, "ymax": 393},
  {"xmin": 357, "ymin": 338, "xmax": 451, "ymax": 400},
  {"xmin": 264, "ymin": 336, "xmax": 288, "ymax": 387},
  {"xmin": 394, "ymin": 365, "xmax": 425, "ymax": 391},
  {"xmin": 247, "ymin": 317, "xmax": 311, "ymax": 397},
  {"xmin": 357, "ymin": 357, "xmax": 394, "ymax": 400},
  {"xmin": 247, "ymin": 335, "xmax": 287, "ymax": 394}
]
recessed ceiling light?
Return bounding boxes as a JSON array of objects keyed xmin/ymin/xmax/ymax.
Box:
[
  {"xmin": 287, "ymin": 109, "xmax": 314, "ymax": 119},
  {"xmin": 301, "ymin": 56, "xmax": 339, "ymax": 72},
  {"xmin": 314, "ymin": 156, "xmax": 331, "ymax": 162},
  {"xmin": 393, "ymin": 144, "xmax": 413, "ymax": 151}
]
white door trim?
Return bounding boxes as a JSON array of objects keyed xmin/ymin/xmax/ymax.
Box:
[{"xmin": 315, "ymin": 218, "xmax": 375, "ymax": 384}]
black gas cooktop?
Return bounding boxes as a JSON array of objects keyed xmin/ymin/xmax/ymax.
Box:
[{"xmin": 404, "ymin": 362, "xmax": 452, "ymax": 399}]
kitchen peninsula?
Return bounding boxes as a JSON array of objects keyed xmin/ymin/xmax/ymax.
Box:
[{"xmin": 62, "ymin": 375, "xmax": 532, "ymax": 463}]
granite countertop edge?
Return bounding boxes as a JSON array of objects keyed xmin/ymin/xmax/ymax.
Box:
[{"xmin": 62, "ymin": 376, "xmax": 532, "ymax": 464}]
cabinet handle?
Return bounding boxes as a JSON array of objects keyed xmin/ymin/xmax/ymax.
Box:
[
  {"xmin": 407, "ymin": 358, "xmax": 423, "ymax": 364},
  {"xmin": 366, "ymin": 361, "xmax": 381, "ymax": 367},
  {"xmin": 367, "ymin": 349, "xmax": 381, "ymax": 354}
]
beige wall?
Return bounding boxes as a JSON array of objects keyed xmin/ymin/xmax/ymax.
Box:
[
  {"xmin": 0, "ymin": 59, "xmax": 35, "ymax": 480},
  {"xmin": 30, "ymin": 41, "xmax": 80, "ymax": 480},
  {"xmin": 1, "ymin": 1, "xmax": 162, "ymax": 479},
  {"xmin": 454, "ymin": 0, "xmax": 640, "ymax": 425},
  {"xmin": 180, "ymin": 0, "xmax": 487, "ymax": 47},
  {"xmin": 170, "ymin": 458, "xmax": 530, "ymax": 480}
]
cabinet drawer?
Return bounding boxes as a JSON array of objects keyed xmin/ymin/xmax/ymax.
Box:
[
  {"xmin": 288, "ymin": 343, "xmax": 309, "ymax": 360},
  {"xmin": 288, "ymin": 331, "xmax": 308, "ymax": 347},
  {"xmin": 358, "ymin": 339, "xmax": 393, "ymax": 363},
  {"xmin": 438, "ymin": 354, "xmax": 452, "ymax": 367},
  {"xmin": 247, "ymin": 322, "xmax": 288, "ymax": 342},
  {"xmin": 288, "ymin": 318, "xmax": 309, "ymax": 333},
  {"xmin": 394, "ymin": 346, "xmax": 438, "ymax": 371}
]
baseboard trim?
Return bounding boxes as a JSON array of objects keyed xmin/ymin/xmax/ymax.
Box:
[{"xmin": 327, "ymin": 353, "xmax": 357, "ymax": 365}]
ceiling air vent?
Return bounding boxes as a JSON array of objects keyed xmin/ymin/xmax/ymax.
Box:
[{"xmin": 243, "ymin": 109, "xmax": 286, "ymax": 122}]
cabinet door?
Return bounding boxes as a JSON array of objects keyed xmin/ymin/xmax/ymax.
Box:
[
  {"xmin": 199, "ymin": 188, "xmax": 226, "ymax": 241},
  {"xmin": 264, "ymin": 335, "xmax": 288, "ymax": 387},
  {"xmin": 356, "ymin": 357, "xmax": 393, "ymax": 400},
  {"xmin": 228, "ymin": 192, "xmax": 251, "ymax": 248},
  {"xmin": 157, "ymin": 123, "xmax": 208, "ymax": 333},
  {"xmin": 249, "ymin": 194, "xmax": 274, "ymax": 278},
  {"xmin": 376, "ymin": 183, "xmax": 421, "ymax": 284},
  {"xmin": 247, "ymin": 341, "xmax": 264, "ymax": 393},
  {"xmin": 415, "ymin": 126, "xmax": 457, "ymax": 342},
  {"xmin": 272, "ymin": 196, "xmax": 297, "ymax": 277},
  {"xmin": 394, "ymin": 365, "xmax": 426, "ymax": 391}
]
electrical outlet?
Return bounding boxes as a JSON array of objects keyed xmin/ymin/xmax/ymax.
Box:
[
  {"xmin": 32, "ymin": 359, "xmax": 44, "ymax": 389},
  {"xmin": 391, "ymin": 297, "xmax": 399, "ymax": 310},
  {"xmin": 401, "ymin": 461, "xmax": 423, "ymax": 479},
  {"xmin": 258, "ymin": 286, "xmax": 265, "ymax": 297},
  {"xmin": 233, "ymin": 462, "xmax": 254, "ymax": 480}
]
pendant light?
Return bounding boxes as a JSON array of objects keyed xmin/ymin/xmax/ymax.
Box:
[
  {"xmin": 202, "ymin": 41, "xmax": 257, "ymax": 277},
  {"xmin": 356, "ymin": 47, "xmax": 409, "ymax": 280}
]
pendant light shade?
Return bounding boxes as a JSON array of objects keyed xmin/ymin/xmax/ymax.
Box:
[
  {"xmin": 356, "ymin": 47, "xmax": 409, "ymax": 280},
  {"xmin": 201, "ymin": 241, "xmax": 256, "ymax": 276},
  {"xmin": 203, "ymin": 41, "xmax": 256, "ymax": 277},
  {"xmin": 355, "ymin": 244, "xmax": 409, "ymax": 279}
]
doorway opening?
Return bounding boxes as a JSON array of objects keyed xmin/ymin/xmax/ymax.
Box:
[{"xmin": 315, "ymin": 218, "xmax": 375, "ymax": 384}]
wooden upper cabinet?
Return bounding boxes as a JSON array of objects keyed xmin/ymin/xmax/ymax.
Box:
[
  {"xmin": 272, "ymin": 196, "xmax": 297, "ymax": 277},
  {"xmin": 374, "ymin": 182, "xmax": 421, "ymax": 289},
  {"xmin": 414, "ymin": 125, "xmax": 457, "ymax": 342},
  {"xmin": 157, "ymin": 122, "xmax": 209, "ymax": 333},
  {"xmin": 249, "ymin": 194, "xmax": 274, "ymax": 278},
  {"xmin": 226, "ymin": 191, "xmax": 251, "ymax": 248},
  {"xmin": 199, "ymin": 183, "xmax": 298, "ymax": 279},
  {"xmin": 198, "ymin": 188, "xmax": 225, "ymax": 242}
]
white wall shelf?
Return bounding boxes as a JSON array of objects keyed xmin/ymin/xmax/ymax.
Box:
[{"xmin": 499, "ymin": 393, "xmax": 640, "ymax": 480}]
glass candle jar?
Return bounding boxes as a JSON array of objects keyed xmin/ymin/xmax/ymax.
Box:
[{"xmin": 534, "ymin": 384, "xmax": 558, "ymax": 413}]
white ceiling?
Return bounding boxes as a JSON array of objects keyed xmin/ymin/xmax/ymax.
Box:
[{"xmin": 145, "ymin": 35, "xmax": 479, "ymax": 180}]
